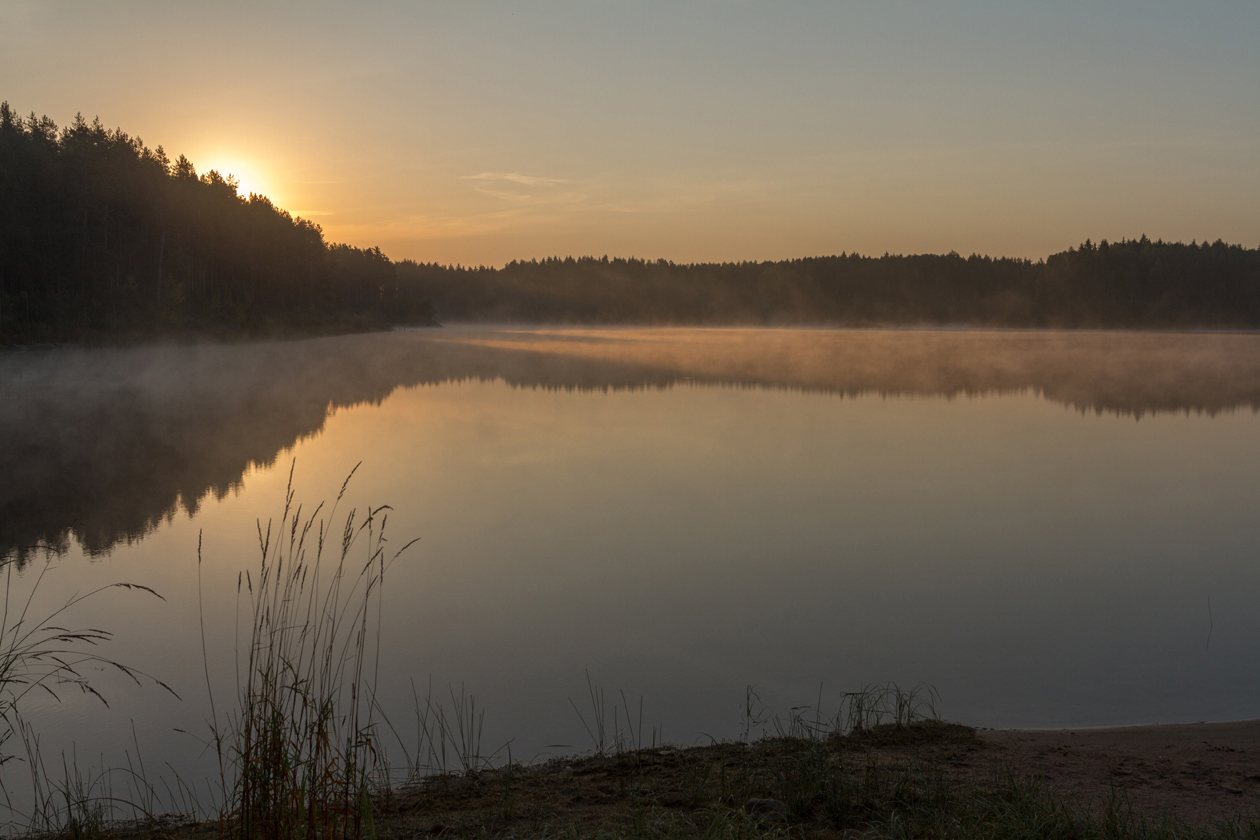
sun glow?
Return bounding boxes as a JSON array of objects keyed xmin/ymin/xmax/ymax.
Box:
[{"xmin": 198, "ymin": 156, "xmax": 275, "ymax": 203}]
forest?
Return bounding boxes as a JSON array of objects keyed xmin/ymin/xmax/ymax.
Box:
[
  {"xmin": 397, "ymin": 239, "xmax": 1260, "ymax": 328},
  {"xmin": 3, "ymin": 104, "xmax": 1259, "ymax": 340},
  {"xmin": 0, "ymin": 104, "xmax": 433, "ymax": 341}
]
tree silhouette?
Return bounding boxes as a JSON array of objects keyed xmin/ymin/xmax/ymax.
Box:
[{"xmin": 0, "ymin": 103, "xmax": 433, "ymax": 340}]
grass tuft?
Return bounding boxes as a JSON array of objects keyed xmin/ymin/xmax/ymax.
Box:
[{"xmin": 202, "ymin": 461, "xmax": 417, "ymax": 840}]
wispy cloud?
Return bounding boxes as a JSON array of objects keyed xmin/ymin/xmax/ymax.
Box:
[
  {"xmin": 333, "ymin": 204, "xmax": 569, "ymax": 241},
  {"xmin": 463, "ymin": 172, "xmax": 571, "ymax": 187},
  {"xmin": 328, "ymin": 171, "xmax": 794, "ymax": 246},
  {"xmin": 459, "ymin": 170, "xmax": 592, "ymax": 215}
]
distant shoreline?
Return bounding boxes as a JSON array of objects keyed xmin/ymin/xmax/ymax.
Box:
[
  {"xmin": 0, "ymin": 315, "xmax": 439, "ymax": 350},
  {"xmin": 9, "ymin": 320, "xmax": 1260, "ymax": 352},
  {"xmin": 436, "ymin": 320, "xmax": 1260, "ymax": 336}
]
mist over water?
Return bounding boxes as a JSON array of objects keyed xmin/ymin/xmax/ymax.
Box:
[
  {"xmin": 3, "ymin": 326, "xmax": 1260, "ymax": 805},
  {"xmin": 5, "ymin": 326, "xmax": 1259, "ymax": 564}
]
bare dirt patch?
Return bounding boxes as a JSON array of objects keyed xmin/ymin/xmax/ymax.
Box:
[{"xmin": 978, "ymin": 720, "xmax": 1260, "ymax": 825}]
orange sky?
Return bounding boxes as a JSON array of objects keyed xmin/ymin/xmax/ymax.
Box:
[{"xmin": 3, "ymin": 2, "xmax": 1258, "ymax": 266}]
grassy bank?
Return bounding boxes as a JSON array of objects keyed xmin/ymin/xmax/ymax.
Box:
[{"xmin": 60, "ymin": 721, "xmax": 1260, "ymax": 840}]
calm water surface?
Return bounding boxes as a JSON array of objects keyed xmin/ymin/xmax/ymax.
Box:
[{"xmin": 3, "ymin": 326, "xmax": 1260, "ymax": 797}]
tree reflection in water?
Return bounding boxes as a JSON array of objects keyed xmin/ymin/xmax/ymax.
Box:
[{"xmin": 4, "ymin": 326, "xmax": 1259, "ymax": 564}]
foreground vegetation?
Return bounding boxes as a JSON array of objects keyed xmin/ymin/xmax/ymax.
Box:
[
  {"xmin": 4, "ymin": 102, "xmax": 1260, "ymax": 340},
  {"xmin": 25, "ymin": 723, "xmax": 1260, "ymax": 840},
  {"xmin": 372, "ymin": 724, "xmax": 1260, "ymax": 840}
]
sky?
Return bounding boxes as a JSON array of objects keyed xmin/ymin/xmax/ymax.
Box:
[{"xmin": 2, "ymin": 1, "xmax": 1258, "ymax": 266}]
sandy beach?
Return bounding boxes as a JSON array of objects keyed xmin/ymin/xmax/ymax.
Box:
[{"xmin": 979, "ymin": 721, "xmax": 1260, "ymax": 824}]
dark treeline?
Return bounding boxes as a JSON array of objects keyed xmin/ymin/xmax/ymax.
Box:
[
  {"xmin": 0, "ymin": 104, "xmax": 432, "ymax": 340},
  {"xmin": 4, "ymin": 103, "xmax": 1260, "ymax": 337},
  {"xmin": 400, "ymin": 239, "xmax": 1260, "ymax": 328}
]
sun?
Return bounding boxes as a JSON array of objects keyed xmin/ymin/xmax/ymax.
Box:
[{"xmin": 198, "ymin": 156, "xmax": 274, "ymax": 201}]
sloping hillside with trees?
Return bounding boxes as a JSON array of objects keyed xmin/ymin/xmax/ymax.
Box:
[{"xmin": 0, "ymin": 104, "xmax": 432, "ymax": 341}]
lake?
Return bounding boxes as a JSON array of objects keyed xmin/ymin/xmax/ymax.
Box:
[{"xmin": 3, "ymin": 326, "xmax": 1260, "ymax": 807}]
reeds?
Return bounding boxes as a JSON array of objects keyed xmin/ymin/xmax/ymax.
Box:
[
  {"xmin": 203, "ymin": 463, "xmax": 416, "ymax": 840},
  {"xmin": 568, "ymin": 671, "xmax": 662, "ymax": 758},
  {"xmin": 0, "ymin": 557, "xmax": 175, "ymax": 834},
  {"xmin": 767, "ymin": 682, "xmax": 940, "ymax": 742},
  {"xmin": 402, "ymin": 681, "xmax": 495, "ymax": 778}
]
